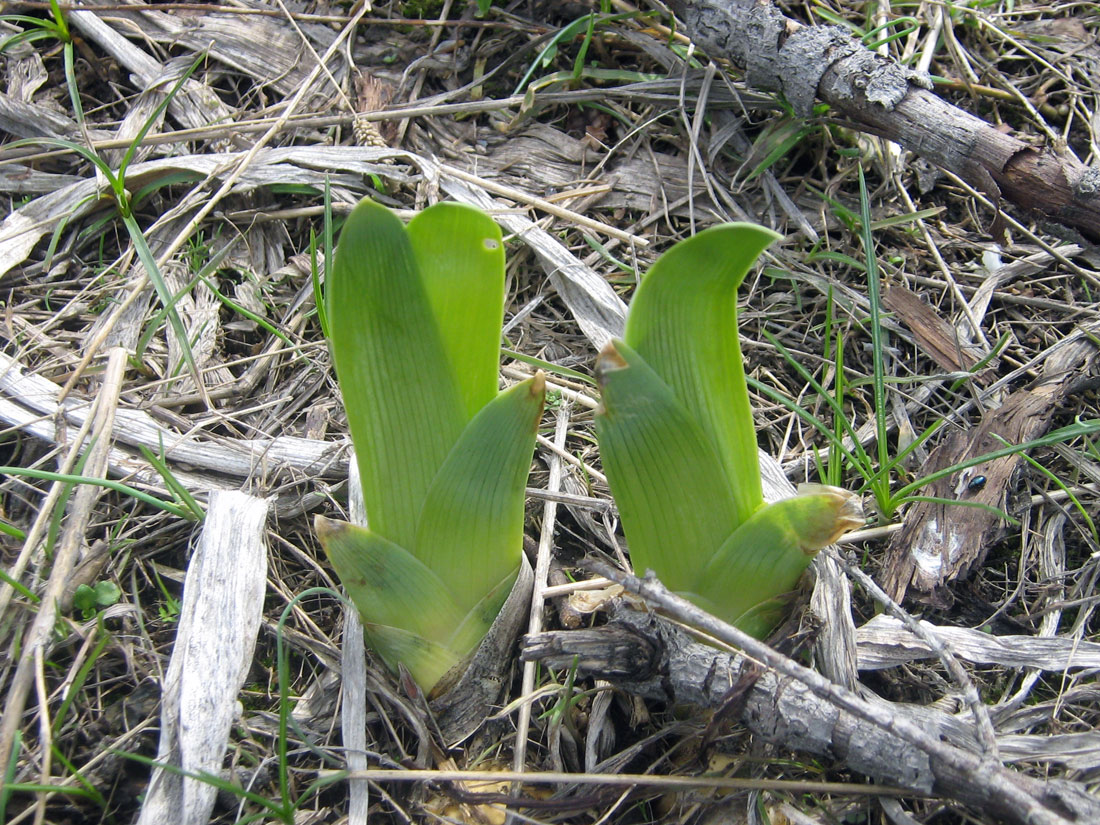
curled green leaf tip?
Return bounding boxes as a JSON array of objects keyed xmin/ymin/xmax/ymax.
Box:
[{"xmin": 792, "ymin": 483, "xmax": 866, "ymax": 552}]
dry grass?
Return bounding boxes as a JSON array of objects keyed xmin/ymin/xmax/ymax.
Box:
[{"xmin": 1, "ymin": 0, "xmax": 1098, "ymax": 823}]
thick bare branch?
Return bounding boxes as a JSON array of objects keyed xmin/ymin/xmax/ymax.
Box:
[
  {"xmin": 523, "ymin": 564, "xmax": 1100, "ymax": 825},
  {"xmin": 669, "ymin": 0, "xmax": 1100, "ymax": 241}
]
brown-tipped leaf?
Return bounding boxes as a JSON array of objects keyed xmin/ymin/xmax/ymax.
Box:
[
  {"xmin": 414, "ymin": 374, "xmax": 545, "ymax": 608},
  {"xmin": 695, "ymin": 486, "xmax": 864, "ymax": 637},
  {"xmin": 595, "ymin": 341, "xmax": 740, "ymax": 593}
]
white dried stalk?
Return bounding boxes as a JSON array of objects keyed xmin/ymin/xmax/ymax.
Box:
[{"xmin": 138, "ymin": 490, "xmax": 268, "ymax": 825}]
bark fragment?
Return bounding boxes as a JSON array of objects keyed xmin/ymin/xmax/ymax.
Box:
[
  {"xmin": 882, "ymin": 285, "xmax": 986, "ymax": 378},
  {"xmin": 670, "ymin": 0, "xmax": 1100, "ymax": 241},
  {"xmin": 880, "ymin": 322, "xmax": 1100, "ymax": 603}
]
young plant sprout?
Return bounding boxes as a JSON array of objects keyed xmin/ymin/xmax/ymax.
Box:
[
  {"xmin": 595, "ymin": 223, "xmax": 864, "ymax": 637},
  {"xmin": 316, "ymin": 199, "xmax": 545, "ymax": 693}
]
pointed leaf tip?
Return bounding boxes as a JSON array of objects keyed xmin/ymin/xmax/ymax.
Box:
[
  {"xmin": 595, "ymin": 341, "xmax": 628, "ymax": 383},
  {"xmin": 314, "ymin": 514, "xmax": 339, "ymax": 541},
  {"xmin": 413, "ymin": 372, "xmax": 545, "ymax": 608},
  {"xmin": 794, "ymin": 484, "xmax": 865, "ymax": 550}
]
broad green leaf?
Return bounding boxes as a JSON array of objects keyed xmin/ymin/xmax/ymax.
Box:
[
  {"xmin": 328, "ymin": 199, "xmax": 466, "ymax": 548},
  {"xmin": 315, "ymin": 516, "xmax": 466, "ymax": 650},
  {"xmin": 325, "ymin": 200, "xmax": 544, "ymax": 696},
  {"xmin": 448, "ymin": 565, "xmax": 520, "ymax": 657},
  {"xmin": 624, "ymin": 223, "xmax": 780, "ymax": 525},
  {"xmin": 682, "ymin": 588, "xmax": 794, "ymax": 642},
  {"xmin": 407, "ymin": 203, "xmax": 505, "ymax": 419},
  {"xmin": 361, "ymin": 623, "xmax": 466, "ymax": 693},
  {"xmin": 316, "ymin": 514, "xmax": 472, "ymax": 692},
  {"xmin": 594, "ymin": 341, "xmax": 740, "ymax": 593},
  {"xmin": 695, "ymin": 486, "xmax": 864, "ymax": 636},
  {"xmin": 414, "ymin": 374, "xmax": 546, "ymax": 607}
]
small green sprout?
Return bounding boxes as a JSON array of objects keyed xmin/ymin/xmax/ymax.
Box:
[
  {"xmin": 72, "ymin": 580, "xmax": 121, "ymax": 620},
  {"xmin": 595, "ymin": 224, "xmax": 864, "ymax": 638},
  {"xmin": 316, "ymin": 199, "xmax": 545, "ymax": 693}
]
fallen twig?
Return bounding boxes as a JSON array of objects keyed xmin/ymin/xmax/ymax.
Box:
[
  {"xmin": 670, "ymin": 0, "xmax": 1100, "ymax": 241},
  {"xmin": 523, "ymin": 561, "xmax": 1100, "ymax": 825}
]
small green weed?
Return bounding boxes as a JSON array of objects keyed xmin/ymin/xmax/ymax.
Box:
[
  {"xmin": 7, "ymin": 54, "xmax": 210, "ymax": 394},
  {"xmin": 71, "ymin": 580, "xmax": 121, "ymax": 620},
  {"xmin": 756, "ymin": 166, "xmax": 1100, "ymax": 524}
]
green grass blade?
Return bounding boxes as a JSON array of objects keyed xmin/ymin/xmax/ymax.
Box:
[
  {"xmin": 903, "ymin": 495, "xmax": 1018, "ymax": 525},
  {"xmin": 48, "ymin": 0, "xmax": 71, "ymax": 39},
  {"xmin": 328, "ymin": 199, "xmax": 466, "ymax": 548},
  {"xmin": 0, "ymin": 568, "xmax": 36, "ymax": 602},
  {"xmin": 757, "ymin": 330, "xmax": 878, "ymax": 475},
  {"xmin": 697, "ymin": 486, "xmax": 864, "ymax": 637},
  {"xmin": 0, "ymin": 465, "xmax": 195, "ymax": 520},
  {"xmin": 62, "ymin": 42, "xmax": 84, "ymax": 126},
  {"xmin": 52, "ymin": 629, "xmax": 111, "ymax": 735},
  {"xmin": 46, "ymin": 744, "xmax": 106, "ymax": 807},
  {"xmin": 118, "ymin": 53, "xmax": 205, "ymax": 182},
  {"xmin": 111, "ymin": 750, "xmax": 283, "ymax": 814},
  {"xmin": 745, "ymin": 377, "xmax": 870, "ymax": 480},
  {"xmin": 309, "ymin": 229, "xmax": 328, "ymax": 339},
  {"xmin": 0, "ymin": 18, "xmax": 65, "ymax": 64},
  {"xmin": 129, "ymin": 171, "xmax": 204, "ymax": 208},
  {"xmin": 1016, "ymin": 450, "xmax": 1097, "ymax": 544},
  {"xmin": 413, "ymin": 374, "xmax": 545, "ymax": 607},
  {"xmin": 858, "ymin": 167, "xmax": 890, "ymax": 478},
  {"xmin": 513, "ymin": 14, "xmax": 595, "ymax": 95},
  {"xmin": 595, "ymin": 341, "xmax": 740, "ymax": 592},
  {"xmin": 623, "ymin": 223, "xmax": 780, "ymax": 525},
  {"xmin": 121, "ymin": 212, "xmax": 204, "ymax": 397},
  {"xmin": 0, "ymin": 15, "xmax": 63, "ymax": 30},
  {"xmin": 196, "ymin": 272, "xmax": 295, "ymax": 349},
  {"xmin": 309, "ymin": 180, "xmax": 332, "ymax": 340},
  {"xmin": 138, "ymin": 444, "xmax": 206, "ymax": 521},
  {"xmin": 6, "ymin": 137, "xmax": 116, "ymax": 188},
  {"xmin": 502, "ymin": 345, "xmax": 596, "ymax": 386},
  {"xmin": 134, "ymin": 236, "xmax": 238, "ymax": 361},
  {"xmin": 892, "ymin": 419, "xmax": 1100, "ymax": 500},
  {"xmin": 0, "ymin": 781, "xmax": 99, "ymax": 802},
  {"xmin": 407, "ymin": 202, "xmax": 505, "ymax": 419},
  {"xmin": 5, "ymin": 140, "xmax": 201, "ymax": 390},
  {"xmin": 861, "ymin": 418, "xmax": 946, "ymax": 492}
]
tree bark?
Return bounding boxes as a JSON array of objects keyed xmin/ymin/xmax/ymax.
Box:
[{"xmin": 669, "ymin": 0, "xmax": 1100, "ymax": 242}]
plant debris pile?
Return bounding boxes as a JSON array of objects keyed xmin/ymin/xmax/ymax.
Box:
[{"xmin": 0, "ymin": 1, "xmax": 1098, "ymax": 823}]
